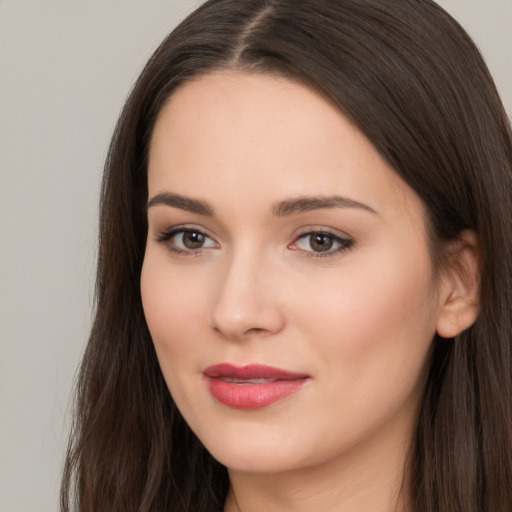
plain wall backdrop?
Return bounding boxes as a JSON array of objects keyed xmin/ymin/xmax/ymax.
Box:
[{"xmin": 0, "ymin": 1, "xmax": 510, "ymax": 511}]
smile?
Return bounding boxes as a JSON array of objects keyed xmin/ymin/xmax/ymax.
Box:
[{"xmin": 203, "ymin": 364, "xmax": 310, "ymax": 410}]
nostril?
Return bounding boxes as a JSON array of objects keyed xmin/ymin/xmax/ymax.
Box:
[
  {"xmin": 213, "ymin": 325, "xmax": 269, "ymax": 340},
  {"xmin": 245, "ymin": 327, "xmax": 267, "ymax": 336}
]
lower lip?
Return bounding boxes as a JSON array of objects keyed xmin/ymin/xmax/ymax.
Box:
[{"xmin": 206, "ymin": 378, "xmax": 308, "ymax": 410}]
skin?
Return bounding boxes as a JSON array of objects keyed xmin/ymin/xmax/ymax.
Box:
[{"xmin": 141, "ymin": 71, "xmax": 478, "ymax": 512}]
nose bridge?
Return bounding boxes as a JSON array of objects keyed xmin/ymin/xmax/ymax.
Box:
[{"xmin": 210, "ymin": 243, "xmax": 284, "ymax": 340}]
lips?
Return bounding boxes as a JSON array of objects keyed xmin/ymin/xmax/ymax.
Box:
[{"xmin": 203, "ymin": 363, "xmax": 309, "ymax": 409}]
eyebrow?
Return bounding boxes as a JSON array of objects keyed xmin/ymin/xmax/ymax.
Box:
[
  {"xmin": 147, "ymin": 192, "xmax": 214, "ymax": 216},
  {"xmin": 147, "ymin": 192, "xmax": 378, "ymax": 218},
  {"xmin": 272, "ymin": 195, "xmax": 379, "ymax": 217}
]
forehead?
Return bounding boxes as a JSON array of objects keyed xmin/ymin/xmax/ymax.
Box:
[{"xmin": 148, "ymin": 71, "xmax": 424, "ymax": 224}]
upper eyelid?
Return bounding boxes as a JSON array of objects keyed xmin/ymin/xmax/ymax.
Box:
[
  {"xmin": 153, "ymin": 226, "xmax": 216, "ymax": 247},
  {"xmin": 155, "ymin": 224, "xmax": 215, "ymax": 238},
  {"xmin": 294, "ymin": 231, "xmax": 353, "ymax": 246},
  {"xmin": 293, "ymin": 225, "xmax": 352, "ymax": 240}
]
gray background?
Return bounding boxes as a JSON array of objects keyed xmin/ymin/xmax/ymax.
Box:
[{"xmin": 0, "ymin": 1, "xmax": 510, "ymax": 511}]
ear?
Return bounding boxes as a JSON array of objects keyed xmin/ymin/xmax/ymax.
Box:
[{"xmin": 436, "ymin": 230, "xmax": 480, "ymax": 339}]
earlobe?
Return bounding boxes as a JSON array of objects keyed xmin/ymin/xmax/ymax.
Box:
[{"xmin": 436, "ymin": 230, "xmax": 481, "ymax": 339}]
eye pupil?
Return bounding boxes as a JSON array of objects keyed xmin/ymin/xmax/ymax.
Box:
[
  {"xmin": 310, "ymin": 233, "xmax": 334, "ymax": 252},
  {"xmin": 183, "ymin": 231, "xmax": 205, "ymax": 249}
]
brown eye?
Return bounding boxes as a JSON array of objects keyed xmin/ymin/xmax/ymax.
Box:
[
  {"xmin": 155, "ymin": 227, "xmax": 217, "ymax": 254},
  {"xmin": 291, "ymin": 230, "xmax": 353, "ymax": 256},
  {"xmin": 182, "ymin": 231, "xmax": 206, "ymax": 249},
  {"xmin": 309, "ymin": 233, "xmax": 334, "ymax": 252}
]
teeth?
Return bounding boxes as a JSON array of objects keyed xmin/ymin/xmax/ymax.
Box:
[{"xmin": 220, "ymin": 377, "xmax": 277, "ymax": 384}]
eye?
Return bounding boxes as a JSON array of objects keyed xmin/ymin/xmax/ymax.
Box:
[
  {"xmin": 290, "ymin": 231, "xmax": 353, "ymax": 256},
  {"xmin": 155, "ymin": 227, "xmax": 218, "ymax": 254}
]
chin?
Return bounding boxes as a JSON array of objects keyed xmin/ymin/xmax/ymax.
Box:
[
  {"xmin": 187, "ymin": 413, "xmax": 302, "ymax": 473},
  {"xmin": 207, "ymin": 441, "xmax": 302, "ymax": 474}
]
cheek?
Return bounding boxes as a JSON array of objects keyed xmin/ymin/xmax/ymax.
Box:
[
  {"xmin": 292, "ymin": 247, "xmax": 438, "ymax": 400},
  {"xmin": 140, "ymin": 256, "xmax": 208, "ymax": 378},
  {"xmin": 141, "ymin": 257, "xmax": 218, "ymax": 428}
]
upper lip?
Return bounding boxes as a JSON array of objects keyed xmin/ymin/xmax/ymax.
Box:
[{"xmin": 203, "ymin": 363, "xmax": 309, "ymax": 381}]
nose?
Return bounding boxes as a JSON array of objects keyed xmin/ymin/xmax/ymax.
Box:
[{"xmin": 209, "ymin": 249, "xmax": 285, "ymax": 341}]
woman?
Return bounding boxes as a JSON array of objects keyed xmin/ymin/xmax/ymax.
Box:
[{"xmin": 61, "ymin": 0, "xmax": 512, "ymax": 511}]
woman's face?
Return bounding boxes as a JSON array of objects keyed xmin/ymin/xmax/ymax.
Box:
[{"xmin": 141, "ymin": 71, "xmax": 445, "ymax": 474}]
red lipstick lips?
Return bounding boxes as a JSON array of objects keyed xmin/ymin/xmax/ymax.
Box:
[{"xmin": 203, "ymin": 363, "xmax": 309, "ymax": 409}]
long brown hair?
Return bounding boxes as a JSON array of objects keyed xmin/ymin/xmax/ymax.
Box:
[{"xmin": 61, "ymin": 1, "xmax": 512, "ymax": 511}]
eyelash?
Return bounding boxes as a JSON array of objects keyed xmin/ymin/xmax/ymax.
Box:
[
  {"xmin": 289, "ymin": 230, "xmax": 353, "ymax": 258},
  {"xmin": 155, "ymin": 227, "xmax": 217, "ymax": 256},
  {"xmin": 154, "ymin": 227, "xmax": 354, "ymax": 258}
]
